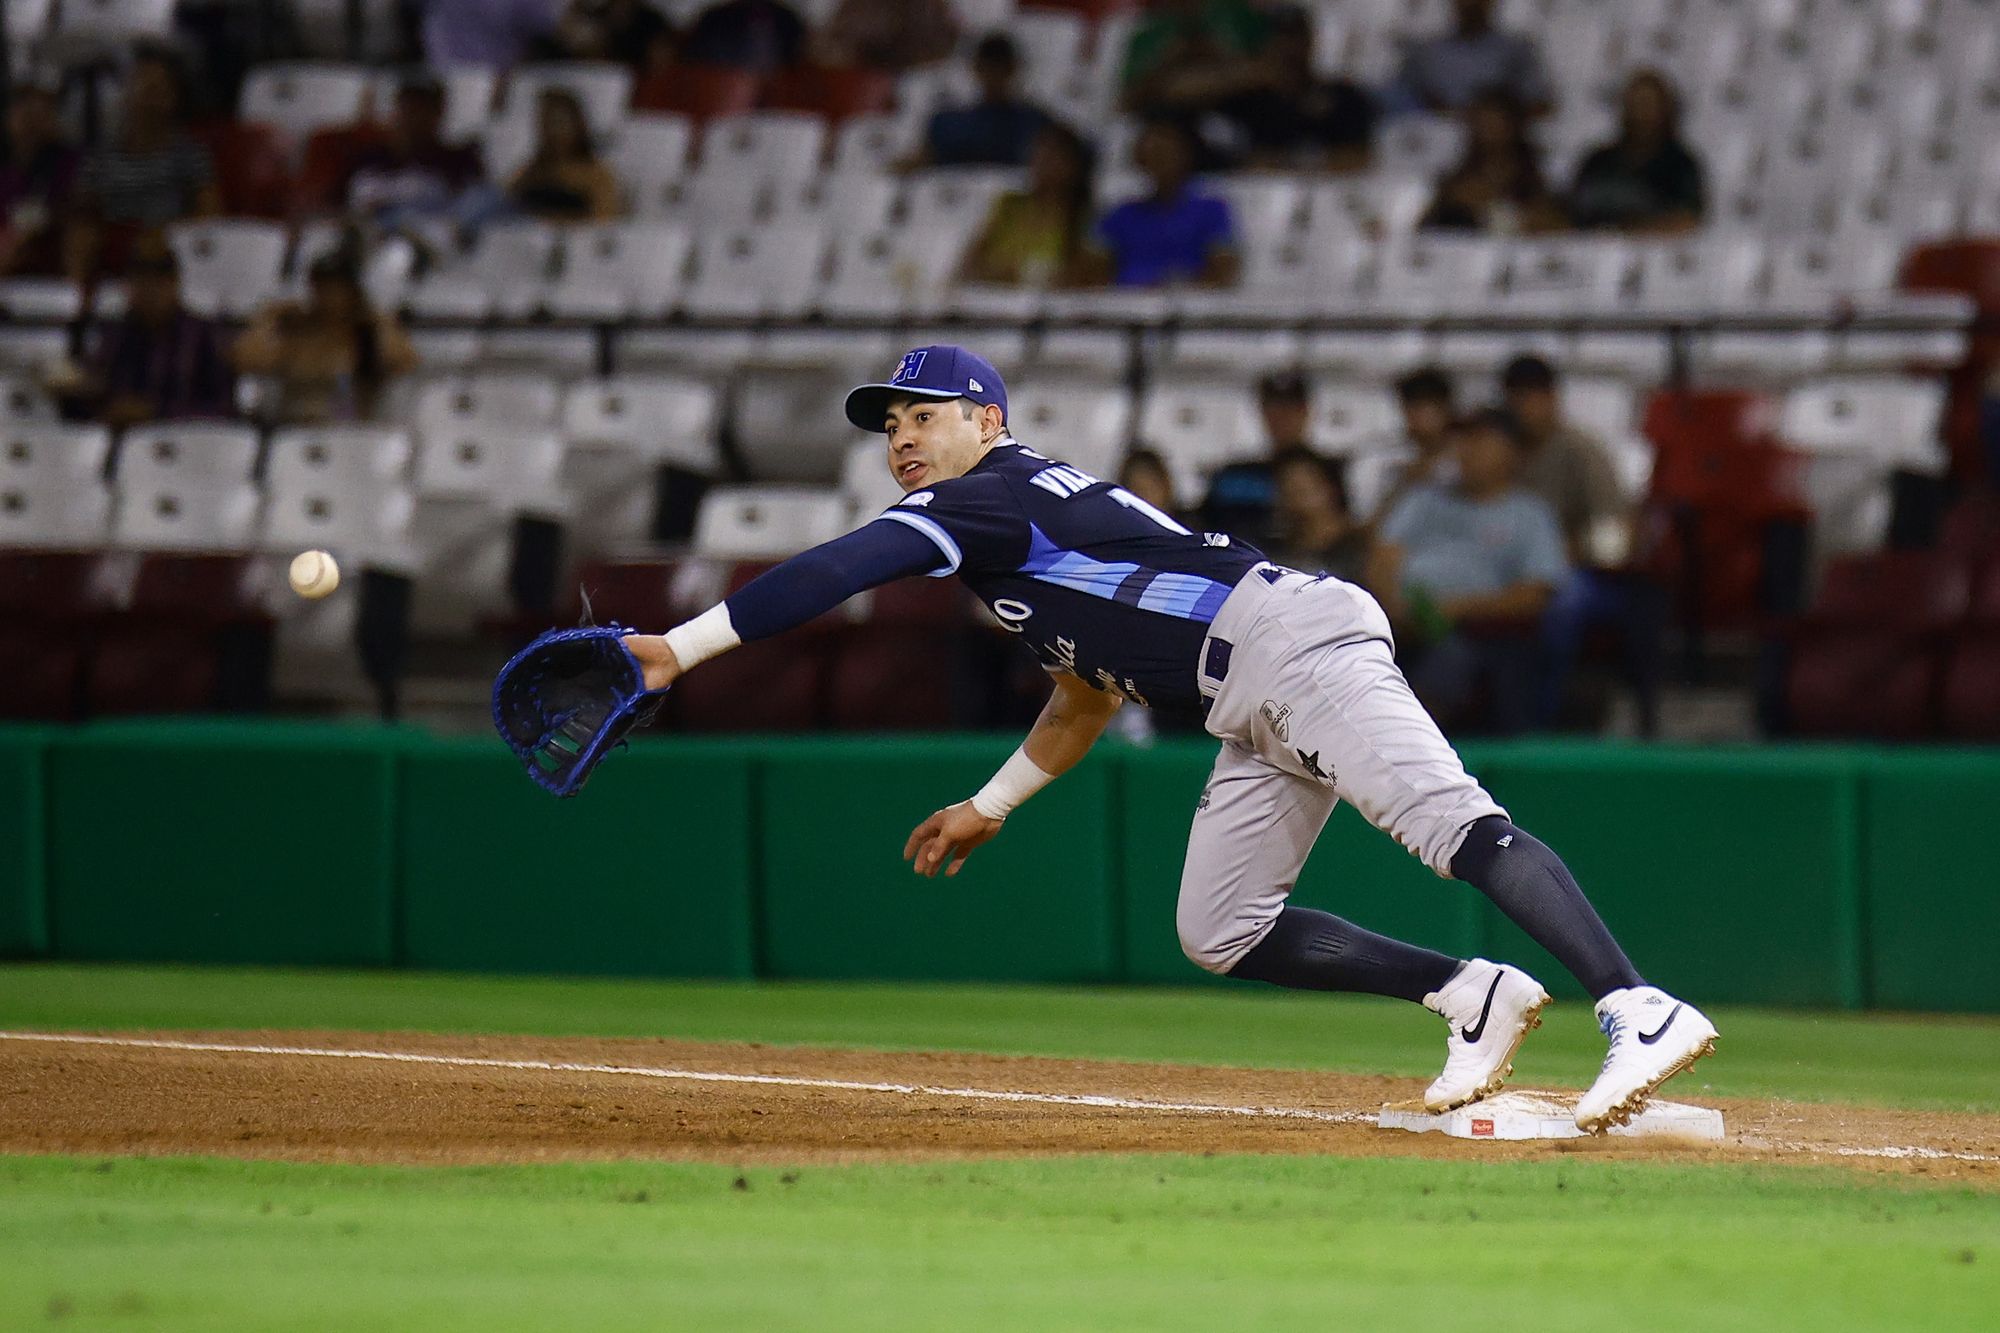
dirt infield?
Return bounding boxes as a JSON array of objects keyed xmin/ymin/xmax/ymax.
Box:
[{"xmin": 3, "ymin": 1030, "xmax": 1997, "ymax": 1184}]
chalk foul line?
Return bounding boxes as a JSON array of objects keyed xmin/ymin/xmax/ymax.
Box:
[{"xmin": 3, "ymin": 1031, "xmax": 1995, "ymax": 1166}]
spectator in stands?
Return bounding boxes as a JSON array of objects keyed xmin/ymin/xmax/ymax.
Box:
[
  {"xmin": 232, "ymin": 251, "xmax": 418, "ymax": 426},
  {"xmin": 1119, "ymin": 0, "xmax": 1270, "ymax": 119},
  {"xmin": 56, "ymin": 238, "xmax": 235, "ymax": 427},
  {"xmin": 344, "ymin": 75, "xmax": 493, "ymax": 233},
  {"xmin": 903, "ymin": 34, "xmax": 1049, "ymax": 170},
  {"xmin": 544, "ymin": 0, "xmax": 678, "ymax": 73},
  {"xmin": 1267, "ymin": 446, "xmax": 1369, "ymax": 584},
  {"xmin": 820, "ymin": 0, "xmax": 958, "ymax": 72},
  {"xmin": 958, "ymin": 122, "xmax": 1097, "ymax": 287},
  {"xmin": 1368, "ymin": 366, "xmax": 1458, "ymax": 521},
  {"xmin": 63, "ymin": 44, "xmax": 220, "ymax": 284},
  {"xmin": 1200, "ymin": 369, "xmax": 1319, "ymax": 546},
  {"xmin": 425, "ymin": 0, "xmax": 563, "ymax": 70},
  {"xmin": 679, "ymin": 0, "xmax": 807, "ymax": 73},
  {"xmin": 1417, "ymin": 91, "xmax": 1561, "ymax": 234},
  {"xmin": 1118, "ymin": 448, "xmax": 1183, "ymax": 522},
  {"xmin": 0, "ymin": 79, "xmax": 79, "ymax": 278},
  {"xmin": 507, "ymin": 88, "xmax": 622, "ymax": 222},
  {"xmin": 1500, "ymin": 355, "xmax": 1627, "ymax": 564},
  {"xmin": 1390, "ymin": 0, "xmax": 1552, "ymax": 117},
  {"xmin": 1085, "ymin": 119, "xmax": 1239, "ymax": 289},
  {"xmin": 1368, "ymin": 408, "xmax": 1567, "ymax": 733},
  {"xmin": 1217, "ymin": 4, "xmax": 1375, "ymax": 171},
  {"xmin": 1567, "ymin": 69, "xmax": 1705, "ymax": 234}
]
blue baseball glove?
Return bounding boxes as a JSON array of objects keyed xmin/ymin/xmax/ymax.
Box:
[{"xmin": 492, "ymin": 624, "xmax": 666, "ymax": 797}]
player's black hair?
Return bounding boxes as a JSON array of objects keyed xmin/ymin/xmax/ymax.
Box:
[
  {"xmin": 1395, "ymin": 366, "xmax": 1454, "ymax": 406},
  {"xmin": 1501, "ymin": 354, "xmax": 1558, "ymax": 393}
]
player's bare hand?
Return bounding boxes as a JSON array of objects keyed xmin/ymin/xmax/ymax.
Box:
[
  {"xmin": 903, "ymin": 801, "xmax": 1003, "ymax": 878},
  {"xmin": 620, "ymin": 635, "xmax": 683, "ymax": 692}
]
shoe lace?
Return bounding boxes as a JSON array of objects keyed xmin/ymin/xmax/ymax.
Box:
[{"xmin": 1596, "ymin": 1009, "xmax": 1627, "ymax": 1074}]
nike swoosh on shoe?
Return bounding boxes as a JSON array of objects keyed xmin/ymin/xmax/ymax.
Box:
[{"xmin": 1459, "ymin": 973, "xmax": 1503, "ymax": 1043}]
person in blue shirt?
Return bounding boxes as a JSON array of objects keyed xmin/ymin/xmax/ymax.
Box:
[
  {"xmin": 1086, "ymin": 119, "xmax": 1239, "ymax": 288},
  {"xmin": 621, "ymin": 345, "xmax": 1718, "ymax": 1134},
  {"xmin": 1369, "ymin": 408, "xmax": 1568, "ymax": 734},
  {"xmin": 903, "ymin": 34, "xmax": 1050, "ymax": 170}
]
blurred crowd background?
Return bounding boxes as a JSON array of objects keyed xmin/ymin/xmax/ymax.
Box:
[{"xmin": 2, "ymin": 0, "xmax": 1998, "ymax": 741}]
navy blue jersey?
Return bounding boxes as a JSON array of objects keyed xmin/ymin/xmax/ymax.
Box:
[{"xmin": 873, "ymin": 440, "xmax": 1264, "ymax": 709}]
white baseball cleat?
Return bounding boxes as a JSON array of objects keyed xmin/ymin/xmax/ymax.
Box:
[
  {"xmin": 1574, "ymin": 986, "xmax": 1719, "ymax": 1133},
  {"xmin": 1422, "ymin": 959, "xmax": 1553, "ymax": 1113}
]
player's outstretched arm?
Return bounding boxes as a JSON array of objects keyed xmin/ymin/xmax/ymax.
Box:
[
  {"xmin": 622, "ymin": 519, "xmax": 950, "ymax": 691},
  {"xmin": 904, "ymin": 673, "xmax": 1122, "ymax": 879}
]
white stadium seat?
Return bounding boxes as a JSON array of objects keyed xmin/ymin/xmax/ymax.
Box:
[
  {"xmin": 239, "ymin": 63, "xmax": 372, "ymax": 143},
  {"xmin": 1764, "ymin": 234, "xmax": 1899, "ymax": 313},
  {"xmin": 1503, "ymin": 238, "xmax": 1632, "ymax": 313},
  {"xmin": 55, "ymin": 0, "xmax": 177, "ymax": 42},
  {"xmin": 415, "ymin": 428, "xmax": 565, "ymax": 513},
  {"xmin": 0, "ymin": 278, "xmax": 84, "ymax": 321},
  {"xmin": 683, "ymin": 224, "xmax": 827, "ymax": 319},
  {"xmin": 731, "ymin": 370, "xmax": 860, "ymax": 482},
  {"xmin": 818, "ymin": 226, "xmax": 962, "ymax": 319},
  {"xmin": 115, "ymin": 421, "xmax": 259, "ymax": 487},
  {"xmin": 1372, "ymin": 236, "xmax": 1506, "ymax": 313},
  {"xmin": 902, "ymin": 169, "xmax": 1019, "ymax": 237},
  {"xmin": 407, "ymin": 497, "xmax": 512, "ymax": 634},
  {"xmin": 611, "ymin": 114, "xmax": 696, "ymax": 210},
  {"xmin": 693, "ymin": 486, "xmax": 851, "ymax": 561},
  {"xmin": 262, "ymin": 426, "xmax": 415, "ymax": 555},
  {"xmin": 1006, "ymin": 378, "xmax": 1132, "ymax": 480},
  {"xmin": 167, "ymin": 220, "xmax": 289, "ymax": 319},
  {"xmin": 839, "ymin": 438, "xmax": 901, "ymax": 523},
  {"xmin": 0, "ymin": 424, "xmax": 114, "ymax": 547},
  {"xmin": 1778, "ymin": 377, "xmax": 1949, "ymax": 471},
  {"xmin": 1164, "ymin": 331, "xmax": 1303, "ymax": 376},
  {"xmin": 112, "ymin": 421, "xmax": 263, "ymax": 550},
  {"xmin": 1300, "ymin": 329, "xmax": 1434, "ymax": 378},
  {"xmin": 1309, "ymin": 383, "xmax": 1400, "ymax": 454},
  {"xmin": 752, "ymin": 329, "xmax": 898, "ymax": 375},
  {"xmin": 546, "ymin": 222, "xmax": 692, "ymax": 319},
  {"xmin": 833, "ymin": 113, "xmax": 918, "ymax": 174},
  {"xmin": 1136, "ymin": 381, "xmax": 1265, "ymax": 499},
  {"xmin": 1633, "ymin": 234, "xmax": 1763, "ymax": 313},
  {"xmin": 413, "ymin": 373, "xmax": 562, "ymax": 440},
  {"xmin": 561, "ymin": 375, "xmax": 721, "ymax": 473},
  {"xmin": 774, "ymin": 172, "xmax": 900, "ymax": 234},
  {"xmin": 698, "ymin": 112, "xmax": 827, "ymax": 182},
  {"xmin": 405, "ymin": 221, "xmax": 560, "ymax": 319}
]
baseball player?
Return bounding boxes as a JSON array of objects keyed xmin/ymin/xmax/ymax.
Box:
[{"xmin": 621, "ymin": 345, "xmax": 1717, "ymax": 1132}]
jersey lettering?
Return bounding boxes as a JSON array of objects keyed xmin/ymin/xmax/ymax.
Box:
[
  {"xmin": 991, "ymin": 597, "xmax": 1034, "ymax": 632},
  {"xmin": 1027, "ymin": 464, "xmax": 1098, "ymax": 498}
]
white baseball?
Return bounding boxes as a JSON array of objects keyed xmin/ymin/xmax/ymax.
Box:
[{"xmin": 288, "ymin": 549, "xmax": 340, "ymax": 599}]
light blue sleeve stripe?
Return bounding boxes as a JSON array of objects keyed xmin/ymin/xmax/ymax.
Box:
[{"xmin": 873, "ymin": 509, "xmax": 962, "ymax": 578}]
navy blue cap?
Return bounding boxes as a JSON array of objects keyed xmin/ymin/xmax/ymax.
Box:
[{"xmin": 843, "ymin": 345, "xmax": 1008, "ymax": 432}]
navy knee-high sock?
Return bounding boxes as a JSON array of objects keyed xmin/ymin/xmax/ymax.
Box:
[
  {"xmin": 1449, "ymin": 815, "xmax": 1644, "ymax": 1000},
  {"xmin": 1229, "ymin": 906, "xmax": 1463, "ymax": 1005}
]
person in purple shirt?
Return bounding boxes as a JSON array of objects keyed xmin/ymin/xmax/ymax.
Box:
[
  {"xmin": 424, "ymin": 0, "xmax": 564, "ymax": 71},
  {"xmin": 62, "ymin": 240, "xmax": 235, "ymax": 428},
  {"xmin": 1087, "ymin": 119, "xmax": 1239, "ymax": 288}
]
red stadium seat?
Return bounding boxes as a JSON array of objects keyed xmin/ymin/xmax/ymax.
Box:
[
  {"xmin": 1779, "ymin": 552, "xmax": 1972, "ymax": 739},
  {"xmin": 1940, "ymin": 634, "xmax": 2000, "ymax": 739},
  {"xmin": 1806, "ymin": 551, "xmax": 1972, "ymax": 633},
  {"xmin": 859, "ymin": 575, "xmax": 970, "ymax": 626},
  {"xmin": 1940, "ymin": 491, "xmax": 2000, "ymax": 558},
  {"xmin": 826, "ymin": 628, "xmax": 961, "ymax": 729},
  {"xmin": 0, "ymin": 631, "xmax": 87, "ymax": 720},
  {"xmin": 1900, "ymin": 241, "xmax": 2000, "ymax": 486},
  {"xmin": 295, "ymin": 123, "xmax": 390, "ymax": 214},
  {"xmin": 192, "ymin": 120, "xmax": 294, "ymax": 219},
  {"xmin": 570, "ymin": 558, "xmax": 684, "ymax": 628},
  {"xmin": 633, "ymin": 65, "xmax": 762, "ymax": 120},
  {"xmin": 672, "ymin": 635, "xmax": 827, "ymax": 731},
  {"xmin": 85, "ymin": 625, "xmax": 222, "ymax": 716},
  {"xmin": 129, "ymin": 553, "xmax": 268, "ymax": 626},
  {"xmin": 0, "ymin": 550, "xmax": 116, "ymax": 621},
  {"xmin": 761, "ymin": 64, "xmax": 895, "ymax": 123}
]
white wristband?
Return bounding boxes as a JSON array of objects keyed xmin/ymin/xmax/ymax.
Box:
[
  {"xmin": 662, "ymin": 603, "xmax": 740, "ymax": 671},
  {"xmin": 969, "ymin": 746, "xmax": 1055, "ymax": 821}
]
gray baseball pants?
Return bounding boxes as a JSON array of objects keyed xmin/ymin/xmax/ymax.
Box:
[{"xmin": 1178, "ymin": 566, "xmax": 1507, "ymax": 975}]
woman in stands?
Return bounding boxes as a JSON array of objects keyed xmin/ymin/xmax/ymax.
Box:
[
  {"xmin": 1566, "ymin": 69, "xmax": 1705, "ymax": 234},
  {"xmin": 957, "ymin": 122, "xmax": 1098, "ymax": 289},
  {"xmin": 232, "ymin": 251, "xmax": 418, "ymax": 425},
  {"xmin": 1418, "ymin": 90, "xmax": 1561, "ymax": 235},
  {"xmin": 508, "ymin": 89, "xmax": 622, "ymax": 223}
]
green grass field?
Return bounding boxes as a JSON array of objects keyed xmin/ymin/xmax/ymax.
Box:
[{"xmin": 4, "ymin": 964, "xmax": 1999, "ymax": 1330}]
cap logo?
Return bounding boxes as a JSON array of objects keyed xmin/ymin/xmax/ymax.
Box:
[
  {"xmin": 968, "ymin": 378, "xmax": 983, "ymax": 392},
  {"xmin": 890, "ymin": 350, "xmax": 927, "ymax": 385}
]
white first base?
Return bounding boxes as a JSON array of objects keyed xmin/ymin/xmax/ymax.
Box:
[{"xmin": 1378, "ymin": 1090, "xmax": 1724, "ymax": 1142}]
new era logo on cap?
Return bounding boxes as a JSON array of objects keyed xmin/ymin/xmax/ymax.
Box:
[{"xmin": 844, "ymin": 344, "xmax": 1009, "ymax": 432}]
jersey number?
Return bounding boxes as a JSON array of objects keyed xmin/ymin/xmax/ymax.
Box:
[{"xmin": 1029, "ymin": 465, "xmax": 1192, "ymax": 536}]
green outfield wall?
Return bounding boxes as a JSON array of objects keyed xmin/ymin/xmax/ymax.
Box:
[{"xmin": 0, "ymin": 724, "xmax": 1994, "ymax": 1011}]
